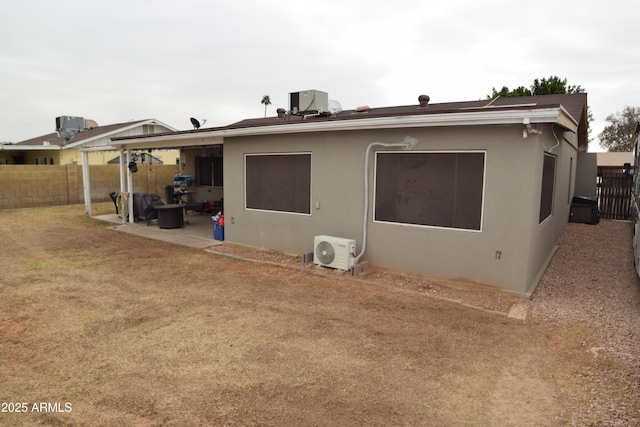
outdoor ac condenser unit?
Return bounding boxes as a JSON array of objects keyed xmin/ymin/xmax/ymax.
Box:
[
  {"xmin": 313, "ymin": 235, "xmax": 356, "ymax": 270},
  {"xmin": 289, "ymin": 90, "xmax": 329, "ymax": 115}
]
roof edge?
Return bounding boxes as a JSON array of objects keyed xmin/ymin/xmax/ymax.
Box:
[{"xmin": 109, "ymin": 107, "xmax": 576, "ymax": 150}]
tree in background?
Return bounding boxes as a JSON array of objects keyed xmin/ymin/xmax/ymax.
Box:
[
  {"xmin": 490, "ymin": 85, "xmax": 532, "ymax": 97},
  {"xmin": 488, "ymin": 75, "xmax": 585, "ymax": 98},
  {"xmin": 598, "ymin": 106, "xmax": 640, "ymax": 152},
  {"xmin": 261, "ymin": 95, "xmax": 272, "ymax": 118},
  {"xmin": 487, "ymin": 76, "xmax": 592, "ymax": 141}
]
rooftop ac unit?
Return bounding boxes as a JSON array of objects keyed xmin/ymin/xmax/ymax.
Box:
[
  {"xmin": 55, "ymin": 116, "xmax": 85, "ymax": 132},
  {"xmin": 55, "ymin": 116, "xmax": 85, "ymax": 143},
  {"xmin": 314, "ymin": 235, "xmax": 356, "ymax": 271},
  {"xmin": 290, "ymin": 90, "xmax": 329, "ymax": 115}
]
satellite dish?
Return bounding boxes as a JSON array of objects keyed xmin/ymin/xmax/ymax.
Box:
[
  {"xmin": 85, "ymin": 119, "xmax": 99, "ymax": 129},
  {"xmin": 190, "ymin": 117, "xmax": 207, "ymax": 129},
  {"xmin": 328, "ymin": 100, "xmax": 342, "ymax": 114}
]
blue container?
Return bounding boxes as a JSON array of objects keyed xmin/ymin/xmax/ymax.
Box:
[{"xmin": 213, "ymin": 222, "xmax": 224, "ymax": 241}]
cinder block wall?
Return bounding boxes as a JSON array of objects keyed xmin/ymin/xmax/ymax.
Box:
[{"xmin": 0, "ymin": 164, "xmax": 179, "ymax": 210}]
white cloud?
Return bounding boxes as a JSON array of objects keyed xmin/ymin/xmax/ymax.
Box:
[{"xmin": 1, "ymin": 0, "xmax": 639, "ymax": 151}]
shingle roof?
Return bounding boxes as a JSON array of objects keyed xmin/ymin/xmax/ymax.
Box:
[
  {"xmin": 14, "ymin": 120, "xmax": 148, "ymax": 146},
  {"xmin": 109, "ymin": 93, "xmax": 589, "ymax": 151},
  {"xmin": 228, "ymin": 93, "xmax": 588, "ymax": 130}
]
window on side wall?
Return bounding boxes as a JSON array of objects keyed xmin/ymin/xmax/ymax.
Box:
[
  {"xmin": 196, "ymin": 156, "xmax": 223, "ymax": 187},
  {"xmin": 374, "ymin": 151, "xmax": 485, "ymax": 231},
  {"xmin": 245, "ymin": 153, "xmax": 311, "ymax": 214},
  {"xmin": 539, "ymin": 152, "xmax": 556, "ymax": 223}
]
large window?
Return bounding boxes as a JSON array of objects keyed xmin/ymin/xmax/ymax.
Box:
[
  {"xmin": 539, "ymin": 153, "xmax": 556, "ymax": 223},
  {"xmin": 197, "ymin": 156, "xmax": 223, "ymax": 187},
  {"xmin": 245, "ymin": 153, "xmax": 311, "ymax": 214},
  {"xmin": 374, "ymin": 151, "xmax": 485, "ymax": 231}
]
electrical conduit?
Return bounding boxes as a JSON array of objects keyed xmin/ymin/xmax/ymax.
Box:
[{"xmin": 354, "ymin": 136, "xmax": 418, "ymax": 264}]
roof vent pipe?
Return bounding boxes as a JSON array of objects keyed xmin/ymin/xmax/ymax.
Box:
[{"xmin": 418, "ymin": 95, "xmax": 430, "ymax": 107}]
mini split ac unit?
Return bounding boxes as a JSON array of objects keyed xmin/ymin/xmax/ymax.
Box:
[{"xmin": 314, "ymin": 235, "xmax": 356, "ymax": 271}]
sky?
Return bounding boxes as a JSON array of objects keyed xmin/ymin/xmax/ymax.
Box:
[{"xmin": 1, "ymin": 0, "xmax": 639, "ymax": 152}]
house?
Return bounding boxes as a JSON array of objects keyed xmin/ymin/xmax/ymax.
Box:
[
  {"xmin": 108, "ymin": 92, "xmax": 590, "ymax": 296},
  {"xmin": 593, "ymin": 151, "xmax": 635, "ymax": 220},
  {"xmin": 0, "ymin": 118, "xmax": 178, "ymax": 165},
  {"xmin": 596, "ymin": 151, "xmax": 634, "ymax": 175}
]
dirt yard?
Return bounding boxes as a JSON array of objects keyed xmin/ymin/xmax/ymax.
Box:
[{"xmin": 0, "ymin": 203, "xmax": 638, "ymax": 426}]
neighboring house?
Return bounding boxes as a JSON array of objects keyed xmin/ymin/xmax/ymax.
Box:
[
  {"xmin": 595, "ymin": 151, "xmax": 635, "ymax": 220},
  {"xmin": 0, "ymin": 119, "xmax": 178, "ymax": 165},
  {"xmin": 108, "ymin": 92, "xmax": 589, "ymax": 296},
  {"xmin": 596, "ymin": 151, "xmax": 634, "ymax": 175}
]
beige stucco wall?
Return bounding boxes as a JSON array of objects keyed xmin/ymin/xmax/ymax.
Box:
[
  {"xmin": 0, "ymin": 149, "xmax": 180, "ymax": 166},
  {"xmin": 86, "ymin": 150, "xmax": 180, "ymax": 166},
  {"xmin": 0, "ymin": 164, "xmax": 179, "ymax": 210},
  {"xmin": 221, "ymin": 123, "xmax": 577, "ymax": 296},
  {"xmin": 575, "ymin": 152, "xmax": 598, "ymax": 198}
]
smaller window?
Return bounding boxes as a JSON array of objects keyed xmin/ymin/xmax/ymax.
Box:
[{"xmin": 539, "ymin": 153, "xmax": 556, "ymax": 223}]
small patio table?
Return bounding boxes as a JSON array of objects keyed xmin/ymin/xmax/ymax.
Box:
[{"xmin": 154, "ymin": 204, "xmax": 184, "ymax": 229}]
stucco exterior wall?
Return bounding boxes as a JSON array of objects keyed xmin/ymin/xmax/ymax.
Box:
[
  {"xmin": 222, "ymin": 124, "xmax": 577, "ymax": 295},
  {"xmin": 575, "ymin": 152, "xmax": 598, "ymax": 198}
]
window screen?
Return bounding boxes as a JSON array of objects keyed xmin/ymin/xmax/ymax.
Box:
[
  {"xmin": 375, "ymin": 152, "xmax": 485, "ymax": 230},
  {"xmin": 245, "ymin": 153, "xmax": 311, "ymax": 214},
  {"xmin": 539, "ymin": 153, "xmax": 556, "ymax": 223}
]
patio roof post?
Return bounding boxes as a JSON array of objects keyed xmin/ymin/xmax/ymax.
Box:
[
  {"xmin": 81, "ymin": 150, "xmax": 92, "ymax": 216},
  {"xmin": 127, "ymin": 148, "xmax": 134, "ymax": 224},
  {"xmin": 119, "ymin": 149, "xmax": 126, "ymax": 224},
  {"xmin": 119, "ymin": 149, "xmax": 126, "ymax": 194}
]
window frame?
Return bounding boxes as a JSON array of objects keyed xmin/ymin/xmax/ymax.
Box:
[
  {"xmin": 539, "ymin": 152, "xmax": 557, "ymax": 223},
  {"xmin": 373, "ymin": 150, "xmax": 486, "ymax": 232},
  {"xmin": 244, "ymin": 152, "xmax": 312, "ymax": 216},
  {"xmin": 196, "ymin": 155, "xmax": 223, "ymax": 187}
]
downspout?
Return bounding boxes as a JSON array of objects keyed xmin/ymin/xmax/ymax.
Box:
[{"xmin": 354, "ymin": 136, "xmax": 418, "ymax": 264}]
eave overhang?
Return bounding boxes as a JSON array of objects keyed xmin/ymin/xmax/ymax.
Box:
[{"xmin": 108, "ymin": 106, "xmax": 578, "ymax": 151}]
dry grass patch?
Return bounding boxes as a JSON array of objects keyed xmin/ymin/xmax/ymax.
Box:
[{"xmin": 0, "ymin": 204, "xmax": 637, "ymax": 426}]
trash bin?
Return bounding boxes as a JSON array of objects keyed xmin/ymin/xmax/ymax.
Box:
[
  {"xmin": 212, "ymin": 214, "xmax": 224, "ymax": 240},
  {"xmin": 570, "ymin": 196, "xmax": 600, "ymax": 224},
  {"xmin": 164, "ymin": 185, "xmax": 174, "ymax": 205}
]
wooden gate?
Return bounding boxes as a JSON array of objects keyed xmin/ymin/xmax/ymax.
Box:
[{"xmin": 597, "ymin": 173, "xmax": 633, "ymax": 220}]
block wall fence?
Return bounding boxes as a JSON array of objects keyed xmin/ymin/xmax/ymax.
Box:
[{"xmin": 0, "ymin": 164, "xmax": 179, "ymax": 210}]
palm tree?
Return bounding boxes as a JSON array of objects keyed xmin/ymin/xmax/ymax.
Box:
[{"xmin": 261, "ymin": 95, "xmax": 272, "ymax": 118}]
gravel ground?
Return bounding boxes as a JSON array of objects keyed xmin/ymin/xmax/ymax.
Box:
[
  {"xmin": 531, "ymin": 219, "xmax": 640, "ymax": 426},
  {"xmin": 532, "ymin": 220, "xmax": 640, "ymax": 369}
]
